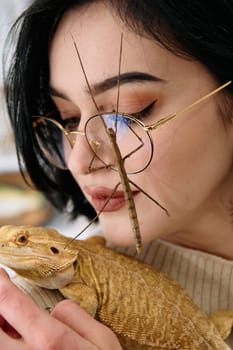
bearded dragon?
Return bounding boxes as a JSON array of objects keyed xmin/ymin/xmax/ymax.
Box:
[{"xmin": 0, "ymin": 225, "xmax": 232, "ymax": 350}]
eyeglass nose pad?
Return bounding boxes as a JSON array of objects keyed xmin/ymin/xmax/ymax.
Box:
[
  {"xmin": 89, "ymin": 138, "xmax": 102, "ymax": 152},
  {"xmin": 68, "ymin": 134, "xmax": 77, "ymax": 147}
]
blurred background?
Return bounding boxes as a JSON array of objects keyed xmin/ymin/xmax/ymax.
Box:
[{"xmin": 0, "ymin": 0, "xmax": 98, "ymax": 241}]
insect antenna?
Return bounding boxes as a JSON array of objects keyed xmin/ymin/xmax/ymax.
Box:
[{"xmin": 71, "ymin": 33, "xmax": 100, "ymax": 115}]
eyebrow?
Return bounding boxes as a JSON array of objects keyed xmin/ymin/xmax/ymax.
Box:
[
  {"xmin": 90, "ymin": 71, "xmax": 163, "ymax": 95},
  {"xmin": 49, "ymin": 71, "xmax": 164, "ymax": 100}
]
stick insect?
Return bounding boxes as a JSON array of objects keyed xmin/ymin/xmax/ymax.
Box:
[
  {"xmin": 69, "ymin": 34, "xmax": 168, "ymax": 253},
  {"xmin": 67, "ymin": 33, "xmax": 231, "ymax": 253}
]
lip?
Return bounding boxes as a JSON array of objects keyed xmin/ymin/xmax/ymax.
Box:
[{"xmin": 84, "ymin": 186, "xmax": 139, "ymax": 212}]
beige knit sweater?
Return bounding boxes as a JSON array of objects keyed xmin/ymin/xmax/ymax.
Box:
[{"xmin": 12, "ymin": 239, "xmax": 233, "ymax": 348}]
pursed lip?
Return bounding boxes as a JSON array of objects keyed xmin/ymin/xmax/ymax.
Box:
[{"xmin": 83, "ymin": 186, "xmax": 139, "ymax": 212}]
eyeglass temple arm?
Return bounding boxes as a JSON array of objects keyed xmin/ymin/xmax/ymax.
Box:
[{"xmin": 146, "ymin": 80, "xmax": 232, "ymax": 131}]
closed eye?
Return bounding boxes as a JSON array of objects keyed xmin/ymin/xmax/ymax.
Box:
[
  {"xmin": 130, "ymin": 100, "xmax": 157, "ymax": 121},
  {"xmin": 59, "ymin": 100, "xmax": 157, "ymax": 131},
  {"xmin": 63, "ymin": 116, "xmax": 80, "ymax": 131}
]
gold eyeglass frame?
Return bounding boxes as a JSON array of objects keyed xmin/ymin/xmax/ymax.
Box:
[{"xmin": 32, "ymin": 80, "xmax": 232, "ymax": 173}]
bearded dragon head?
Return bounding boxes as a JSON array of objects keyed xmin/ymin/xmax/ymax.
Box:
[{"xmin": 0, "ymin": 225, "xmax": 78, "ymax": 289}]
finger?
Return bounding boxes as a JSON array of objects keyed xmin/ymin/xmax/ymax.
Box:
[
  {"xmin": 0, "ymin": 270, "xmax": 96, "ymax": 349},
  {"xmin": 0, "ymin": 269, "xmax": 47, "ymax": 334},
  {"xmin": 52, "ymin": 300, "xmax": 122, "ymax": 350}
]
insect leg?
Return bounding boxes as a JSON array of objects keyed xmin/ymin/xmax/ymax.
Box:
[
  {"xmin": 129, "ymin": 179, "xmax": 169, "ymax": 216},
  {"xmin": 65, "ymin": 183, "xmax": 121, "ymax": 247}
]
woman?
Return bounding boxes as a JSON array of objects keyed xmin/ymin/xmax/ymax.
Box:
[{"xmin": 1, "ymin": 0, "xmax": 233, "ymax": 348}]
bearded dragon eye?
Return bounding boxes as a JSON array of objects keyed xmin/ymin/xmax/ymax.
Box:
[{"xmin": 16, "ymin": 232, "xmax": 29, "ymax": 245}]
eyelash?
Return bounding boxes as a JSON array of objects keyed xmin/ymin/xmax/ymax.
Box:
[
  {"xmin": 61, "ymin": 99, "xmax": 157, "ymax": 131},
  {"xmin": 62, "ymin": 117, "xmax": 80, "ymax": 131},
  {"xmin": 130, "ymin": 100, "xmax": 157, "ymax": 121}
]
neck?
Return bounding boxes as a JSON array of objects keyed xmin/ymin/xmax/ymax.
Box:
[
  {"xmin": 164, "ymin": 233, "xmax": 233, "ymax": 260},
  {"xmin": 164, "ymin": 181, "xmax": 233, "ymax": 260}
]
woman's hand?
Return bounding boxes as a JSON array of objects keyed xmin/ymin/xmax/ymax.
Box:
[{"xmin": 0, "ymin": 269, "xmax": 122, "ymax": 349}]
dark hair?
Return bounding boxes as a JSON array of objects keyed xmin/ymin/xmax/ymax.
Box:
[{"xmin": 4, "ymin": 0, "xmax": 233, "ymax": 219}]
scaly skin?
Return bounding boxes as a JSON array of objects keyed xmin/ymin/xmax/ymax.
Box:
[{"xmin": 0, "ymin": 225, "xmax": 232, "ymax": 350}]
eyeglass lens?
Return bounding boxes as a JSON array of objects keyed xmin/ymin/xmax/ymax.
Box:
[
  {"xmin": 33, "ymin": 117, "xmax": 72, "ymax": 169},
  {"xmin": 85, "ymin": 114, "xmax": 153, "ymax": 173}
]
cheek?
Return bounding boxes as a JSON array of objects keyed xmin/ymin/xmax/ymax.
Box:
[
  {"xmin": 116, "ymin": 125, "xmax": 153, "ymax": 174},
  {"xmin": 142, "ymin": 110, "xmax": 230, "ymax": 210}
]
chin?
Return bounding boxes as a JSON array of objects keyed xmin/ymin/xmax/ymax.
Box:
[
  {"xmin": 98, "ymin": 201, "xmax": 173, "ymax": 247},
  {"xmin": 99, "ymin": 218, "xmax": 135, "ymax": 247},
  {"xmin": 99, "ymin": 217, "xmax": 155, "ymax": 249}
]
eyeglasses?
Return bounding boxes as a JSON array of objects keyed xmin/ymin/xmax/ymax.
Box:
[
  {"xmin": 32, "ymin": 112, "xmax": 153, "ymax": 173},
  {"xmin": 32, "ymin": 80, "xmax": 231, "ymax": 173}
]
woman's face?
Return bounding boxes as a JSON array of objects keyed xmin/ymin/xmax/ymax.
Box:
[{"xmin": 49, "ymin": 2, "xmax": 233, "ymax": 254}]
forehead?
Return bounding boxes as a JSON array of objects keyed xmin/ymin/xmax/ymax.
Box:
[
  {"xmin": 50, "ymin": 4, "xmax": 172, "ymax": 76},
  {"xmin": 48, "ymin": 2, "xmax": 210, "ymax": 103}
]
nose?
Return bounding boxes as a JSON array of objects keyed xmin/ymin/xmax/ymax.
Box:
[{"xmin": 67, "ymin": 132, "xmax": 109, "ymax": 175}]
